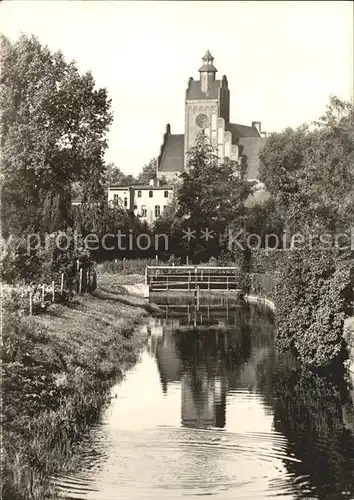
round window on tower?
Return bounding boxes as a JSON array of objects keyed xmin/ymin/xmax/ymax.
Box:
[{"xmin": 195, "ymin": 113, "xmax": 210, "ymax": 129}]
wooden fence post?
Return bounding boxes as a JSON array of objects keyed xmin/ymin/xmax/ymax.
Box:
[
  {"xmin": 52, "ymin": 280, "xmax": 55, "ymax": 302},
  {"xmin": 79, "ymin": 268, "xmax": 83, "ymax": 294},
  {"xmin": 60, "ymin": 273, "xmax": 64, "ymax": 293},
  {"xmin": 29, "ymin": 291, "xmax": 33, "ymax": 316}
]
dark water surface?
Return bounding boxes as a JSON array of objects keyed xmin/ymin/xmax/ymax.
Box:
[{"xmin": 54, "ymin": 295, "xmax": 354, "ymax": 500}]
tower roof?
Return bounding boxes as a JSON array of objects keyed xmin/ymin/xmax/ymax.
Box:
[
  {"xmin": 199, "ymin": 49, "xmax": 217, "ymax": 73},
  {"xmin": 203, "ymin": 49, "xmax": 214, "ymax": 61}
]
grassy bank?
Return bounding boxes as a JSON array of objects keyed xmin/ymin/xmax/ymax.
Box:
[
  {"xmin": 2, "ymin": 288, "xmax": 149, "ymax": 500},
  {"xmin": 98, "ymin": 271, "xmax": 144, "ymax": 292},
  {"xmin": 97, "ymin": 258, "xmax": 163, "ymax": 275}
]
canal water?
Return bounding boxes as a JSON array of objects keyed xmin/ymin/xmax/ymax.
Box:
[{"xmin": 54, "ymin": 296, "xmax": 354, "ymax": 500}]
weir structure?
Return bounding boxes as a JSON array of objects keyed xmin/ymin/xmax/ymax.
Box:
[
  {"xmin": 145, "ymin": 266, "xmax": 243, "ymax": 293},
  {"xmin": 145, "ymin": 265, "xmax": 276, "ymax": 312}
]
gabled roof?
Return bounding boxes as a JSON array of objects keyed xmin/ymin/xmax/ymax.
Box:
[
  {"xmin": 186, "ymin": 79, "xmax": 221, "ymax": 100},
  {"xmin": 227, "ymin": 123, "xmax": 261, "ymax": 140},
  {"xmin": 159, "ymin": 134, "xmax": 184, "ymax": 172}
]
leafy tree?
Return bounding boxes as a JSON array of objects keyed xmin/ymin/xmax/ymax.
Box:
[
  {"xmin": 259, "ymin": 97, "xmax": 354, "ymax": 234},
  {"xmin": 256, "ymin": 97, "xmax": 354, "ymax": 369},
  {"xmin": 153, "ymin": 186, "xmax": 182, "ymax": 259},
  {"xmin": 167, "ymin": 134, "xmax": 254, "ymax": 261},
  {"xmin": 259, "ymin": 125, "xmax": 314, "ymax": 233},
  {"xmin": 135, "ymin": 158, "xmax": 157, "ymax": 184},
  {"xmin": 0, "ymin": 34, "xmax": 112, "ymax": 237},
  {"xmin": 275, "ymin": 247, "xmax": 353, "ymax": 368},
  {"xmin": 243, "ymin": 197, "xmax": 285, "ymax": 248},
  {"xmin": 106, "ymin": 162, "xmax": 136, "ymax": 186},
  {"xmin": 302, "ymin": 96, "xmax": 354, "ymax": 232}
]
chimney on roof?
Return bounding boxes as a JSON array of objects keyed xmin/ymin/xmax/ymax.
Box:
[{"xmin": 252, "ymin": 121, "xmax": 261, "ymax": 134}]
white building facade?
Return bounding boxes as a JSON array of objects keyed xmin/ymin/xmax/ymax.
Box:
[{"xmin": 108, "ymin": 180, "xmax": 173, "ymax": 225}]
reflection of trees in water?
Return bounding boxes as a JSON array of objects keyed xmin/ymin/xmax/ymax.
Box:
[
  {"xmin": 174, "ymin": 306, "xmax": 253, "ymax": 379},
  {"xmin": 172, "ymin": 308, "xmax": 254, "ymax": 429},
  {"xmin": 153, "ymin": 301, "xmax": 354, "ymax": 497},
  {"xmin": 257, "ymin": 352, "xmax": 354, "ymax": 498},
  {"xmin": 153, "ymin": 304, "xmax": 274, "ymax": 429}
]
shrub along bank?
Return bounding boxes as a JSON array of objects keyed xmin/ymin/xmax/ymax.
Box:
[
  {"xmin": 217, "ymin": 248, "xmax": 353, "ymax": 369},
  {"xmin": 2, "ymin": 291, "xmax": 149, "ymax": 500}
]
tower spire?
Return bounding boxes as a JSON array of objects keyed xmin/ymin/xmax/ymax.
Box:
[
  {"xmin": 198, "ymin": 50, "xmax": 217, "ymax": 93},
  {"xmin": 198, "ymin": 50, "xmax": 217, "ymax": 73}
]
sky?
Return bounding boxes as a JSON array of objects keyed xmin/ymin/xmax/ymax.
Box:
[{"xmin": 1, "ymin": 1, "xmax": 353, "ymax": 176}]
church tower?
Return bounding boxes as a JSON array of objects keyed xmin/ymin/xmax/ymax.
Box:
[
  {"xmin": 157, "ymin": 51, "xmax": 264, "ymax": 183},
  {"xmin": 184, "ymin": 51, "xmax": 231, "ymax": 165}
]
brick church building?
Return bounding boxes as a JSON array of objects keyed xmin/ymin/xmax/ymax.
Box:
[
  {"xmin": 108, "ymin": 51, "xmax": 268, "ymax": 224},
  {"xmin": 157, "ymin": 50, "xmax": 267, "ymax": 182}
]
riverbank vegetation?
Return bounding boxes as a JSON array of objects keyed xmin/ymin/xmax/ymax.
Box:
[
  {"xmin": 2, "ymin": 291, "xmax": 148, "ymax": 500},
  {"xmin": 0, "ymin": 34, "xmax": 154, "ymax": 500}
]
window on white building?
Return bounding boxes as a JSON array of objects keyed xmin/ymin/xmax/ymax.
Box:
[
  {"xmin": 155, "ymin": 205, "xmax": 161, "ymax": 218},
  {"xmin": 163, "ymin": 205, "xmax": 167, "ymax": 212},
  {"xmin": 124, "ymin": 197, "xmax": 128, "ymax": 207},
  {"xmin": 137, "ymin": 190, "xmax": 142, "ymax": 197},
  {"xmin": 164, "ymin": 190, "xmax": 169, "ymax": 198},
  {"xmin": 149, "ymin": 190, "xmax": 153, "ymax": 198},
  {"xmin": 141, "ymin": 205, "xmax": 147, "ymax": 217},
  {"xmin": 113, "ymin": 194, "xmax": 119, "ymax": 201}
]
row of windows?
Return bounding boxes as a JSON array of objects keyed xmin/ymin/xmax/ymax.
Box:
[
  {"xmin": 111, "ymin": 195, "xmax": 166, "ymax": 217},
  {"xmin": 137, "ymin": 190, "xmax": 169, "ymax": 198},
  {"xmin": 113, "ymin": 191, "xmax": 170, "ymax": 202},
  {"xmin": 140, "ymin": 205, "xmax": 167, "ymax": 217}
]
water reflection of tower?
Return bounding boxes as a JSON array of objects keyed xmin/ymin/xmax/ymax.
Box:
[
  {"xmin": 151, "ymin": 321, "xmax": 182, "ymax": 395},
  {"xmin": 150, "ymin": 303, "xmax": 251, "ymax": 430},
  {"xmin": 181, "ymin": 370, "xmax": 227, "ymax": 429}
]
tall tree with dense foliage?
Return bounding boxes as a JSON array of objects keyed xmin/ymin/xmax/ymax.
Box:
[
  {"xmin": 106, "ymin": 163, "xmax": 136, "ymax": 186},
  {"xmin": 257, "ymin": 97, "xmax": 354, "ymax": 368},
  {"xmin": 0, "ymin": 34, "xmax": 113, "ymax": 237},
  {"xmin": 275, "ymin": 247, "xmax": 353, "ymax": 368},
  {"xmin": 135, "ymin": 158, "xmax": 157, "ymax": 184},
  {"xmin": 161, "ymin": 134, "xmax": 254, "ymax": 261},
  {"xmin": 259, "ymin": 97, "xmax": 354, "ymax": 234}
]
